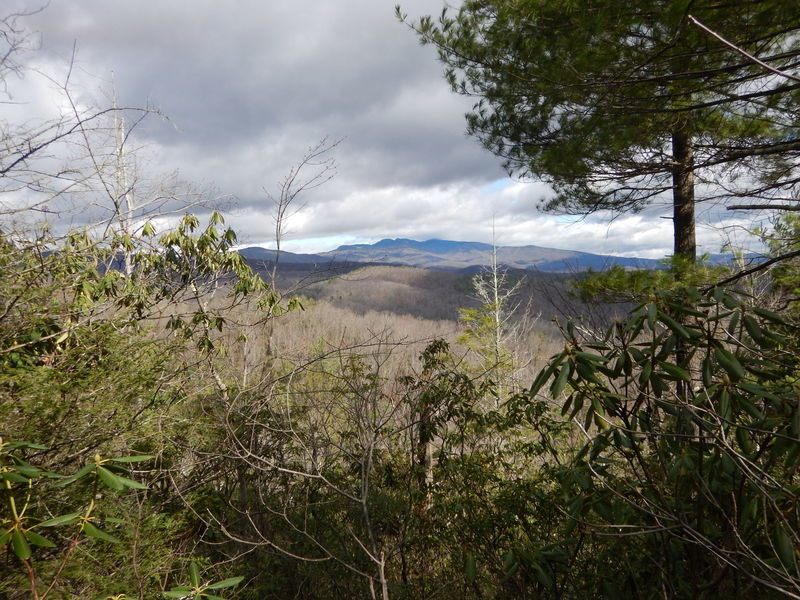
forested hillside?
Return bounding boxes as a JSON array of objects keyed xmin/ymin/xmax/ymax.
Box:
[{"xmin": 3, "ymin": 3, "xmax": 800, "ymax": 600}]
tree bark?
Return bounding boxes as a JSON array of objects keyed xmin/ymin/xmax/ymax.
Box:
[
  {"xmin": 672, "ymin": 129, "xmax": 696, "ymax": 262},
  {"xmin": 415, "ymin": 402, "xmax": 433, "ymax": 511}
]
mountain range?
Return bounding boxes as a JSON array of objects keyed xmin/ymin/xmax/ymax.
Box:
[{"xmin": 239, "ymin": 238, "xmax": 665, "ymax": 272}]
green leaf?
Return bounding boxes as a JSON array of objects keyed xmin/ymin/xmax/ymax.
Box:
[
  {"xmin": 97, "ymin": 466, "xmax": 126, "ymax": 490},
  {"xmin": 573, "ymin": 351, "xmax": 606, "ymax": 363},
  {"xmin": 114, "ymin": 474, "xmax": 149, "ymax": 490},
  {"xmin": 628, "ymin": 347, "xmax": 645, "ymax": 363},
  {"xmin": 11, "ymin": 529, "xmax": 31, "ymax": 560},
  {"xmin": 774, "ymin": 526, "xmax": 796, "ymax": 570},
  {"xmin": 532, "ymin": 561, "xmax": 553, "ymax": 589},
  {"xmin": 665, "ymin": 301, "xmax": 706, "ymax": 318},
  {"xmin": 163, "ymin": 591, "xmax": 192, "ymax": 599},
  {"xmin": 58, "ymin": 464, "xmax": 94, "ymax": 486},
  {"xmin": 742, "ymin": 314, "xmax": 766, "ymax": 344},
  {"xmin": 550, "ymin": 362, "xmax": 571, "ymax": 398},
  {"xmin": 728, "ymin": 311, "xmax": 740, "ymax": 335},
  {"xmin": 752, "ymin": 306, "xmax": 785, "ymax": 324},
  {"xmin": 561, "ymin": 394, "xmax": 573, "ymax": 417},
  {"xmin": 503, "ymin": 550, "xmax": 515, "ymax": 572},
  {"xmin": 741, "ymin": 497, "xmax": 759, "ymax": 524},
  {"xmin": 651, "ymin": 375, "xmax": 667, "ymax": 397},
  {"xmin": 735, "ymin": 427, "xmax": 755, "ymax": 455},
  {"xmin": 706, "ymin": 309, "xmax": 735, "ymax": 322},
  {"xmin": 189, "ymin": 562, "xmax": 201, "ymax": 587},
  {"xmin": 714, "ymin": 348, "xmax": 745, "ymax": 381},
  {"xmin": 639, "ymin": 361, "xmax": 652, "ymax": 388},
  {"xmin": 719, "ymin": 388, "xmax": 731, "ymax": 421},
  {"xmin": 659, "ymin": 362, "xmax": 690, "ymax": 382},
  {"xmin": 784, "ymin": 440, "xmax": 800, "ymax": 468},
  {"xmin": 702, "ymin": 355, "xmax": 713, "ymax": 387},
  {"xmin": 5, "ymin": 441, "xmax": 49, "ymax": 450},
  {"xmin": 575, "ymin": 360, "xmax": 603, "ymax": 386},
  {"xmin": 609, "ymin": 355, "xmax": 623, "ymax": 377},
  {"xmin": 25, "ymin": 530, "xmax": 55, "ymax": 548},
  {"xmin": 206, "ymin": 576, "xmax": 245, "ymax": 590},
  {"xmin": 583, "ymin": 399, "xmax": 595, "ymax": 431},
  {"xmin": 83, "ymin": 522, "xmax": 121, "ymax": 544},
  {"xmin": 110, "ymin": 455, "xmax": 154, "ymax": 463},
  {"xmin": 612, "ymin": 428, "xmax": 633, "ymax": 450},
  {"xmin": 655, "ymin": 332, "xmax": 677, "ymax": 361},
  {"xmin": 530, "ymin": 357, "xmax": 562, "ymax": 396},
  {"xmin": 567, "ymin": 395, "xmax": 584, "ymax": 420},
  {"xmin": 738, "ymin": 382, "xmax": 780, "ymax": 402},
  {"xmin": 14, "ymin": 464, "xmax": 43, "ymax": 478},
  {"xmin": 657, "ymin": 314, "xmax": 692, "ymax": 339},
  {"xmin": 719, "ymin": 292, "xmax": 740, "ymax": 309},
  {"xmin": 739, "ymin": 398, "xmax": 765, "ymax": 422},
  {"xmin": 464, "ymin": 551, "xmax": 477, "ymax": 583},
  {"xmin": 646, "ymin": 303, "xmax": 657, "ymax": 329},
  {"xmin": 38, "ymin": 512, "xmax": 81, "ymax": 527}
]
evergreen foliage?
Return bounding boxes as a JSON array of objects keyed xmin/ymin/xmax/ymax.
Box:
[{"xmin": 401, "ymin": 0, "xmax": 800, "ymax": 259}]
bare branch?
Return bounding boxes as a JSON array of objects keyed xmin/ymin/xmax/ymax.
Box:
[
  {"xmin": 704, "ymin": 249, "xmax": 800, "ymax": 292},
  {"xmin": 727, "ymin": 203, "xmax": 800, "ymax": 212},
  {"xmin": 688, "ymin": 15, "xmax": 800, "ymax": 83}
]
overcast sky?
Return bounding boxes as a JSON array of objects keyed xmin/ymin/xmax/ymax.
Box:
[{"xmin": 5, "ymin": 0, "xmax": 761, "ymax": 258}]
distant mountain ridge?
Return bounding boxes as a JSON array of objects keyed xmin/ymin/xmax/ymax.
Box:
[
  {"xmin": 240, "ymin": 238, "xmax": 665, "ymax": 272},
  {"xmin": 336, "ymin": 238, "xmax": 494, "ymax": 254}
]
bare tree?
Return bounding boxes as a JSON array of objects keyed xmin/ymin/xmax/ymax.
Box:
[
  {"xmin": 0, "ymin": 7, "xmax": 39, "ymax": 97},
  {"xmin": 458, "ymin": 222, "xmax": 540, "ymax": 402},
  {"xmin": 182, "ymin": 335, "xmax": 415, "ymax": 600},
  {"xmin": 265, "ymin": 137, "xmax": 339, "ymax": 286}
]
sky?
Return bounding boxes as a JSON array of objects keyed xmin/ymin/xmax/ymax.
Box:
[{"xmin": 3, "ymin": 0, "xmax": 763, "ymax": 258}]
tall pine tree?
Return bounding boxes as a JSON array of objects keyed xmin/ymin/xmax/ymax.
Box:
[{"xmin": 402, "ymin": 0, "xmax": 800, "ymax": 260}]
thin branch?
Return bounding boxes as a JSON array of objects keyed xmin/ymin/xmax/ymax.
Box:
[
  {"xmin": 688, "ymin": 15, "xmax": 800, "ymax": 83},
  {"xmin": 704, "ymin": 249, "xmax": 800, "ymax": 292},
  {"xmin": 727, "ymin": 204, "xmax": 800, "ymax": 212}
]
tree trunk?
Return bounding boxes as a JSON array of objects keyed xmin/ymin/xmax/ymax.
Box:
[
  {"xmin": 415, "ymin": 402, "xmax": 433, "ymax": 511},
  {"xmin": 672, "ymin": 129, "xmax": 696, "ymax": 262},
  {"xmin": 671, "ymin": 129, "xmax": 697, "ymax": 404}
]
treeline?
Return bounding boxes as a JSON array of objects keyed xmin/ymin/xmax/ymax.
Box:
[
  {"xmin": 265, "ymin": 262, "xmax": 621, "ymax": 328},
  {"xmin": 0, "ymin": 215, "xmax": 557, "ymax": 599},
  {"xmin": 5, "ymin": 208, "xmax": 800, "ymax": 599}
]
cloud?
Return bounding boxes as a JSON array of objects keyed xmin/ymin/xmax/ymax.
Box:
[{"xmin": 3, "ymin": 0, "xmax": 766, "ymax": 260}]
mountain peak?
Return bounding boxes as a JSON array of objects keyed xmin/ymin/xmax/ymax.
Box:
[
  {"xmin": 339, "ymin": 238, "xmax": 494, "ymax": 254},
  {"xmin": 319, "ymin": 237, "xmax": 661, "ymax": 271},
  {"xmin": 240, "ymin": 238, "xmax": 667, "ymax": 272}
]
